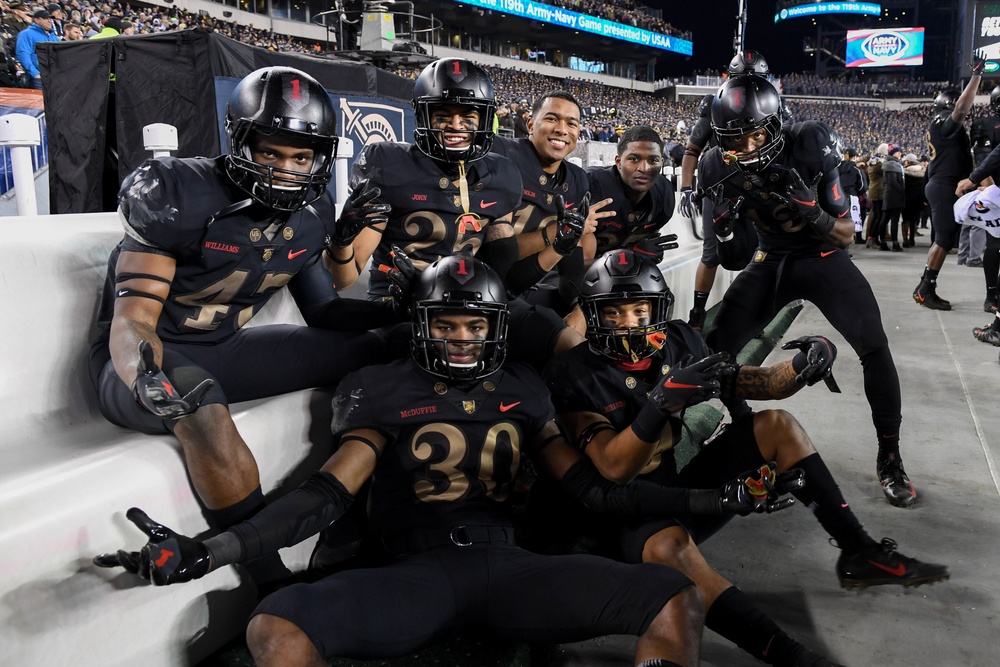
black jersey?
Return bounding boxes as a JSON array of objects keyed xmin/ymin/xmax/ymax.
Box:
[
  {"xmin": 926, "ymin": 113, "xmax": 974, "ymax": 184},
  {"xmin": 94, "ymin": 156, "xmax": 335, "ymax": 346},
  {"xmin": 491, "ymin": 136, "xmax": 589, "ymax": 236},
  {"xmin": 332, "ymin": 358, "xmax": 553, "ymax": 536},
  {"xmin": 971, "ymin": 115, "xmax": 1000, "ymax": 171},
  {"xmin": 586, "ymin": 165, "xmax": 675, "ymax": 255},
  {"xmin": 697, "ymin": 120, "xmax": 846, "ymax": 255},
  {"xmin": 351, "ymin": 142, "xmax": 522, "ymax": 297},
  {"xmin": 543, "ymin": 322, "xmax": 711, "ymax": 485}
]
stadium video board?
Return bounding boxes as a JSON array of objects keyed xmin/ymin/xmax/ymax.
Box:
[
  {"xmin": 971, "ymin": 1, "xmax": 1000, "ymax": 75},
  {"xmin": 774, "ymin": 2, "xmax": 881, "ymax": 23},
  {"xmin": 451, "ymin": 0, "xmax": 693, "ymax": 56},
  {"xmin": 846, "ymin": 27, "xmax": 925, "ymax": 68}
]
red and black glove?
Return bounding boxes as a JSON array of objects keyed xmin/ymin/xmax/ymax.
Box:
[
  {"xmin": 971, "ymin": 49, "xmax": 988, "ymax": 76},
  {"xmin": 781, "ymin": 335, "xmax": 837, "ymax": 386},
  {"xmin": 715, "ymin": 462, "xmax": 805, "ymax": 516},
  {"xmin": 385, "ymin": 245, "xmax": 419, "ymax": 320},
  {"xmin": 647, "ymin": 352, "xmax": 730, "ymax": 413},
  {"xmin": 552, "ymin": 193, "xmax": 589, "ymax": 256},
  {"xmin": 770, "ymin": 168, "xmax": 835, "ymax": 235},
  {"xmin": 628, "ymin": 234, "xmax": 679, "ymax": 265},
  {"xmin": 330, "ymin": 178, "xmax": 391, "ymax": 249},
  {"xmin": 93, "ymin": 508, "xmax": 212, "ymax": 586},
  {"xmin": 132, "ymin": 341, "xmax": 213, "ymax": 419}
]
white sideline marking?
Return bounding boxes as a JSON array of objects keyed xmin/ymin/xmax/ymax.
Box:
[{"xmin": 939, "ymin": 311, "xmax": 1000, "ymax": 498}]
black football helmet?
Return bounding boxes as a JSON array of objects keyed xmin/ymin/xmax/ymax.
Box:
[
  {"xmin": 932, "ymin": 89, "xmax": 960, "ymax": 116},
  {"xmin": 711, "ymin": 74, "xmax": 785, "ymax": 173},
  {"xmin": 580, "ymin": 249, "xmax": 674, "ymax": 363},
  {"xmin": 224, "ymin": 67, "xmax": 338, "ymax": 212},
  {"xmin": 728, "ymin": 50, "xmax": 770, "ymax": 76},
  {"xmin": 412, "ymin": 58, "xmax": 496, "ymax": 164},
  {"xmin": 990, "ymin": 86, "xmax": 1000, "ymax": 116},
  {"xmin": 411, "ymin": 254, "xmax": 508, "ymax": 380}
]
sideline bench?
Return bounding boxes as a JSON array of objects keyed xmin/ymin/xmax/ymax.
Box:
[{"xmin": 0, "ymin": 210, "xmax": 772, "ymax": 667}]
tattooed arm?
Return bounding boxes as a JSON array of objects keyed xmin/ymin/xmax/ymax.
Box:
[{"xmin": 720, "ymin": 360, "xmax": 806, "ymax": 401}]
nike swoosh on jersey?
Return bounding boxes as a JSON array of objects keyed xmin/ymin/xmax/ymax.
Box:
[
  {"xmin": 480, "ymin": 201, "xmax": 498, "ymax": 209},
  {"xmin": 288, "ymin": 248, "xmax": 308, "ymax": 260},
  {"xmin": 499, "ymin": 401, "xmax": 521, "ymax": 412},
  {"xmin": 820, "ymin": 250, "xmax": 837, "ymax": 257}
]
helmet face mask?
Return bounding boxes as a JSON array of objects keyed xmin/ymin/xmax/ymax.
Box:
[
  {"xmin": 411, "ymin": 255, "xmax": 508, "ymax": 380},
  {"xmin": 580, "ymin": 250, "xmax": 674, "ymax": 363},
  {"xmin": 225, "ymin": 67, "xmax": 338, "ymax": 212},
  {"xmin": 712, "ymin": 74, "xmax": 785, "ymax": 173},
  {"xmin": 412, "ymin": 58, "xmax": 496, "ymax": 165}
]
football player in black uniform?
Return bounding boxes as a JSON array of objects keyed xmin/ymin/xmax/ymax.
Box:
[
  {"xmin": 586, "ymin": 124, "xmax": 677, "ymax": 264},
  {"xmin": 490, "ymin": 89, "xmax": 611, "ymax": 319},
  {"xmin": 325, "ymin": 58, "xmax": 585, "ymax": 368},
  {"xmin": 95, "ymin": 255, "xmax": 704, "ymax": 667},
  {"xmin": 960, "ymin": 84, "xmax": 1000, "ymax": 315},
  {"xmin": 698, "ymin": 73, "xmax": 916, "ymax": 508},
  {"xmin": 681, "ymin": 51, "xmax": 769, "ymax": 330},
  {"xmin": 913, "ymin": 52, "xmax": 986, "ymax": 310},
  {"xmin": 88, "ymin": 67, "xmax": 394, "ymax": 590},
  {"xmin": 535, "ymin": 251, "xmax": 948, "ymax": 665}
]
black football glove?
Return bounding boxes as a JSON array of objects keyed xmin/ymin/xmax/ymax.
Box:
[
  {"xmin": 707, "ymin": 188, "xmax": 744, "ymax": 239},
  {"xmin": 629, "ymin": 234, "xmax": 679, "ymax": 265},
  {"xmin": 769, "ymin": 168, "xmax": 836, "ymax": 235},
  {"xmin": 385, "ymin": 245, "xmax": 419, "ymax": 320},
  {"xmin": 717, "ymin": 462, "xmax": 805, "ymax": 516},
  {"xmin": 552, "ymin": 193, "xmax": 589, "ymax": 256},
  {"xmin": 132, "ymin": 341, "xmax": 213, "ymax": 419},
  {"xmin": 971, "ymin": 49, "xmax": 988, "ymax": 76},
  {"xmin": 781, "ymin": 335, "xmax": 837, "ymax": 386},
  {"xmin": 648, "ymin": 352, "xmax": 729, "ymax": 413},
  {"xmin": 330, "ymin": 179, "xmax": 391, "ymax": 249},
  {"xmin": 678, "ymin": 187, "xmax": 695, "ymax": 219},
  {"xmin": 93, "ymin": 508, "xmax": 212, "ymax": 586}
]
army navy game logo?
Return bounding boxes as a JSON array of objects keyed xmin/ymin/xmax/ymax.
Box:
[{"xmin": 339, "ymin": 98, "xmax": 405, "ymax": 146}]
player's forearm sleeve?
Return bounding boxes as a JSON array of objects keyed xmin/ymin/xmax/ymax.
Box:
[
  {"xmin": 559, "ymin": 456, "xmax": 692, "ymax": 516},
  {"xmin": 206, "ymin": 472, "xmax": 355, "ymax": 566}
]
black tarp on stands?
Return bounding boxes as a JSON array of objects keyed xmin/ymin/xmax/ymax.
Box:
[{"xmin": 37, "ymin": 28, "xmax": 414, "ymax": 213}]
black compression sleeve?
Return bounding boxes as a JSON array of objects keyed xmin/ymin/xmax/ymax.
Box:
[
  {"xmin": 217, "ymin": 471, "xmax": 355, "ymax": 565},
  {"xmin": 479, "ymin": 235, "xmax": 521, "ymax": 283},
  {"xmin": 505, "ymin": 253, "xmax": 551, "ymax": 295},
  {"xmin": 971, "ymin": 143, "xmax": 1000, "ymax": 184},
  {"xmin": 558, "ymin": 456, "xmax": 693, "ymax": 517}
]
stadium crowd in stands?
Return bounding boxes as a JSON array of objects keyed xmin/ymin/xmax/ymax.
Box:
[
  {"xmin": 6, "ymin": 0, "xmax": 999, "ymax": 163},
  {"xmin": 540, "ymin": 0, "xmax": 692, "ymax": 39}
]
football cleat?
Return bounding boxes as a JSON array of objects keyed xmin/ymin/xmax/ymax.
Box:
[
  {"xmin": 837, "ymin": 538, "xmax": 949, "ymax": 590},
  {"xmin": 984, "ymin": 296, "xmax": 999, "ymax": 314},
  {"xmin": 878, "ymin": 457, "xmax": 916, "ymax": 508},
  {"xmin": 912, "ymin": 281, "xmax": 951, "ymax": 311},
  {"xmin": 973, "ymin": 324, "xmax": 1000, "ymax": 346}
]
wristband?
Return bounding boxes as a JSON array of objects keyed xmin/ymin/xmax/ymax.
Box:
[
  {"xmin": 687, "ymin": 489, "xmax": 723, "ymax": 515},
  {"xmin": 631, "ymin": 401, "xmax": 670, "ymax": 443},
  {"xmin": 541, "ymin": 225, "xmax": 552, "ymax": 247}
]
